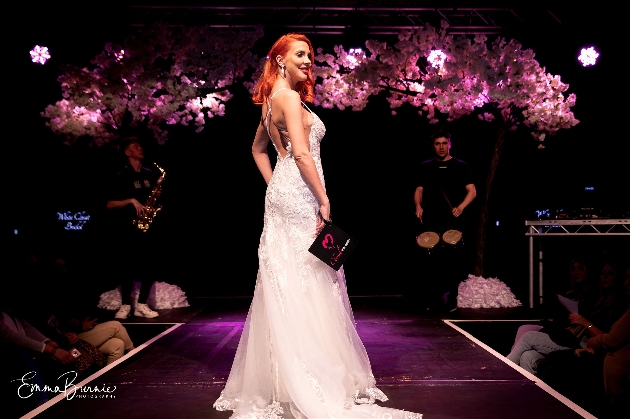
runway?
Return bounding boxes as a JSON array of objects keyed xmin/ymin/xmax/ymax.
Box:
[{"xmin": 17, "ymin": 297, "xmax": 597, "ymax": 419}]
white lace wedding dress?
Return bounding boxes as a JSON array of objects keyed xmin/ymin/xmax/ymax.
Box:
[{"xmin": 213, "ymin": 101, "xmax": 421, "ymax": 419}]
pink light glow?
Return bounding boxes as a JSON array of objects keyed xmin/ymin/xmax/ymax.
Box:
[
  {"xmin": 578, "ymin": 47, "xmax": 599, "ymax": 67},
  {"xmin": 346, "ymin": 48, "xmax": 366, "ymax": 69},
  {"xmin": 427, "ymin": 50, "xmax": 446, "ymax": 68},
  {"xmin": 30, "ymin": 45, "xmax": 51, "ymax": 65}
]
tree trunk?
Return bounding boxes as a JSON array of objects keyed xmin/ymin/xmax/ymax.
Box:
[{"xmin": 474, "ymin": 126, "xmax": 507, "ymax": 276}]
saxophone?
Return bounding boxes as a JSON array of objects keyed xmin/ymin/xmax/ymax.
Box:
[{"xmin": 134, "ymin": 163, "xmax": 166, "ymax": 233}]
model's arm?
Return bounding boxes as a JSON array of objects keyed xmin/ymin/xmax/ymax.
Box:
[
  {"xmin": 453, "ymin": 183, "xmax": 476, "ymax": 217},
  {"xmin": 280, "ymin": 91, "xmax": 330, "ymax": 223},
  {"xmin": 414, "ymin": 186, "xmax": 424, "ymax": 220},
  {"xmin": 252, "ymin": 120, "xmax": 273, "ymax": 185}
]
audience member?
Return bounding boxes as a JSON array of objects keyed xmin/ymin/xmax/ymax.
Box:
[
  {"xmin": 508, "ymin": 258, "xmax": 627, "ymax": 375},
  {"xmin": 511, "ymin": 257, "xmax": 594, "ymax": 351}
]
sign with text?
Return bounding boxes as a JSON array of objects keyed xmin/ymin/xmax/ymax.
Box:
[{"xmin": 57, "ymin": 211, "xmax": 91, "ymax": 231}]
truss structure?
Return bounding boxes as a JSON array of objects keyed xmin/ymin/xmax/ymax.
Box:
[
  {"xmin": 127, "ymin": 5, "xmax": 563, "ymax": 35},
  {"xmin": 525, "ymin": 219, "xmax": 630, "ymax": 308},
  {"xmin": 525, "ymin": 219, "xmax": 630, "ymax": 236}
]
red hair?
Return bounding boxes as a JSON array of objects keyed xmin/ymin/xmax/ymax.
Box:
[{"xmin": 252, "ymin": 33, "xmax": 315, "ymax": 105}]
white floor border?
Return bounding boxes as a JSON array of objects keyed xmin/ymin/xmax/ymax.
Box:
[
  {"xmin": 444, "ymin": 319, "xmax": 597, "ymax": 419},
  {"xmin": 20, "ymin": 322, "xmax": 185, "ymax": 419}
]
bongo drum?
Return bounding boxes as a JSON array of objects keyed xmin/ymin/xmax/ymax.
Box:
[
  {"xmin": 416, "ymin": 231, "xmax": 440, "ymax": 251},
  {"xmin": 442, "ymin": 229, "xmax": 463, "ymax": 248}
]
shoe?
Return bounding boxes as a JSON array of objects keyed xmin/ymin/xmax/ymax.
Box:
[
  {"xmin": 134, "ymin": 303, "xmax": 159, "ymax": 318},
  {"xmin": 115, "ymin": 304, "xmax": 131, "ymax": 319}
]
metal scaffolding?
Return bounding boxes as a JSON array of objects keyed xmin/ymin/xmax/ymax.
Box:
[
  {"xmin": 525, "ymin": 219, "xmax": 630, "ymax": 308},
  {"xmin": 126, "ymin": 5, "xmax": 565, "ymax": 35}
]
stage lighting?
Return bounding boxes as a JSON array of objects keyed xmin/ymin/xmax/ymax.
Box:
[
  {"xmin": 578, "ymin": 47, "xmax": 599, "ymax": 67},
  {"xmin": 427, "ymin": 50, "xmax": 446, "ymax": 68},
  {"xmin": 30, "ymin": 45, "xmax": 50, "ymax": 65}
]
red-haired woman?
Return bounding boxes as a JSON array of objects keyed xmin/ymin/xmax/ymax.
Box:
[{"xmin": 213, "ymin": 34, "xmax": 421, "ymax": 419}]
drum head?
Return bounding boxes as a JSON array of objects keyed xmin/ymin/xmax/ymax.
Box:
[
  {"xmin": 417, "ymin": 231, "xmax": 440, "ymax": 248},
  {"xmin": 442, "ymin": 229, "xmax": 463, "ymax": 245}
]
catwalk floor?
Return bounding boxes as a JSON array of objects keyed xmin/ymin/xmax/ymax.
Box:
[{"xmin": 17, "ymin": 297, "xmax": 602, "ymax": 419}]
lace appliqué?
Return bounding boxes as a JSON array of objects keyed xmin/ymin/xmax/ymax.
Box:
[
  {"xmin": 294, "ymin": 358, "xmax": 325, "ymax": 404},
  {"xmin": 236, "ymin": 401, "xmax": 284, "ymax": 419},
  {"xmin": 214, "ymin": 395, "xmax": 285, "ymax": 419},
  {"xmin": 213, "ymin": 393, "xmax": 236, "ymax": 411},
  {"xmin": 353, "ymin": 387, "xmax": 389, "ymax": 404}
]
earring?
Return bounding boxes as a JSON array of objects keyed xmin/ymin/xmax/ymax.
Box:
[{"xmin": 280, "ymin": 64, "xmax": 286, "ymax": 78}]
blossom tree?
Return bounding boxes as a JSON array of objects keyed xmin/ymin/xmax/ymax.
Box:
[
  {"xmin": 312, "ymin": 22, "xmax": 579, "ymax": 275},
  {"xmin": 42, "ymin": 21, "xmax": 578, "ymax": 275},
  {"xmin": 41, "ymin": 23, "xmax": 263, "ymax": 146}
]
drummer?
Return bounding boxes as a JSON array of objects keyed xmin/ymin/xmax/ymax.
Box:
[{"xmin": 413, "ymin": 128, "xmax": 476, "ymax": 313}]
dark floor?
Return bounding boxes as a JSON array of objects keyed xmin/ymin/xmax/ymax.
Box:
[{"xmin": 13, "ymin": 297, "xmax": 605, "ymax": 419}]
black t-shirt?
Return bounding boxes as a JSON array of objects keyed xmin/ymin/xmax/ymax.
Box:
[
  {"xmin": 417, "ymin": 157, "xmax": 474, "ymax": 231},
  {"xmin": 107, "ymin": 164, "xmax": 160, "ymax": 232}
]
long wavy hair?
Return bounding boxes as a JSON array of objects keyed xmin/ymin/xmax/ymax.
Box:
[{"xmin": 252, "ymin": 33, "xmax": 315, "ymax": 105}]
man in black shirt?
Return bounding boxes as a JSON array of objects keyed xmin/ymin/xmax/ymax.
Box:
[
  {"xmin": 106, "ymin": 137, "xmax": 160, "ymax": 319},
  {"xmin": 413, "ymin": 129, "xmax": 476, "ymax": 312}
]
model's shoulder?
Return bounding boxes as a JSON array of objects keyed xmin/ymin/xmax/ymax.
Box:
[
  {"xmin": 420, "ymin": 158, "xmax": 436, "ymax": 166},
  {"xmin": 273, "ymin": 88, "xmax": 300, "ymax": 100}
]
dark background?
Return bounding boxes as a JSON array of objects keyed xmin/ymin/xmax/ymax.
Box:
[{"xmin": 5, "ymin": 2, "xmax": 629, "ymax": 302}]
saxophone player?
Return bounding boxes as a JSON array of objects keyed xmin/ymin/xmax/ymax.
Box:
[{"xmin": 106, "ymin": 136, "xmax": 160, "ymax": 320}]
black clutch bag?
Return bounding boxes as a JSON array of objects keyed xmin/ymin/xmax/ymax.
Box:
[{"xmin": 308, "ymin": 215, "xmax": 358, "ymax": 271}]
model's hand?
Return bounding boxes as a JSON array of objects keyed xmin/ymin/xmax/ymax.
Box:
[
  {"xmin": 316, "ymin": 201, "xmax": 331, "ymax": 236},
  {"xmin": 415, "ymin": 205, "xmax": 423, "ymax": 221},
  {"xmin": 130, "ymin": 198, "xmax": 145, "ymax": 217},
  {"xmin": 452, "ymin": 206, "xmax": 464, "ymax": 217}
]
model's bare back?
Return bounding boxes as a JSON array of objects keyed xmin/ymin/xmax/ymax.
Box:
[{"xmin": 263, "ymin": 88, "xmax": 314, "ymax": 159}]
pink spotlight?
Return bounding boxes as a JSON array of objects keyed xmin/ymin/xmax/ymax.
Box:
[
  {"xmin": 427, "ymin": 50, "xmax": 446, "ymax": 68},
  {"xmin": 578, "ymin": 47, "xmax": 599, "ymax": 67},
  {"xmin": 30, "ymin": 45, "xmax": 51, "ymax": 65}
]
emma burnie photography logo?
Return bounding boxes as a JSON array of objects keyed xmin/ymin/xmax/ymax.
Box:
[{"xmin": 12, "ymin": 371, "xmax": 116, "ymax": 400}]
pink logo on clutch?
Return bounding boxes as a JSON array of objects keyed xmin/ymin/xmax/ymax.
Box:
[{"xmin": 322, "ymin": 234, "xmax": 334, "ymax": 249}]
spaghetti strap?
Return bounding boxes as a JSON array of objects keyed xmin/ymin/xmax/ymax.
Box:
[
  {"xmin": 269, "ymin": 87, "xmax": 289, "ymax": 100},
  {"xmin": 265, "ymin": 88, "xmax": 292, "ymax": 146}
]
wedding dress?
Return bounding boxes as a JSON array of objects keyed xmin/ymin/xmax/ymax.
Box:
[{"xmin": 214, "ymin": 93, "xmax": 421, "ymax": 419}]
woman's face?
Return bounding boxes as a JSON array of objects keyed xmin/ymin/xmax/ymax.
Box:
[
  {"xmin": 280, "ymin": 41, "xmax": 311, "ymax": 83},
  {"xmin": 570, "ymin": 262, "xmax": 587, "ymax": 284},
  {"xmin": 599, "ymin": 264, "xmax": 617, "ymax": 290}
]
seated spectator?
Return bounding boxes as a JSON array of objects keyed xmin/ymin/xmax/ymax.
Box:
[
  {"xmin": 574, "ymin": 263, "xmax": 630, "ymax": 416},
  {"xmin": 511, "ymin": 256, "xmax": 595, "ymax": 352},
  {"xmin": 1, "ymin": 306, "xmax": 75, "ymax": 414},
  {"xmin": 508, "ymin": 258, "xmax": 627, "ymax": 375},
  {"xmin": 36, "ymin": 255, "xmax": 135, "ymax": 366},
  {"xmin": 74, "ymin": 317, "xmax": 134, "ymax": 365}
]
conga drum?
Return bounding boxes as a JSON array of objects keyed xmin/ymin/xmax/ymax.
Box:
[
  {"xmin": 442, "ymin": 229, "xmax": 463, "ymax": 248},
  {"xmin": 416, "ymin": 231, "xmax": 440, "ymax": 252}
]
